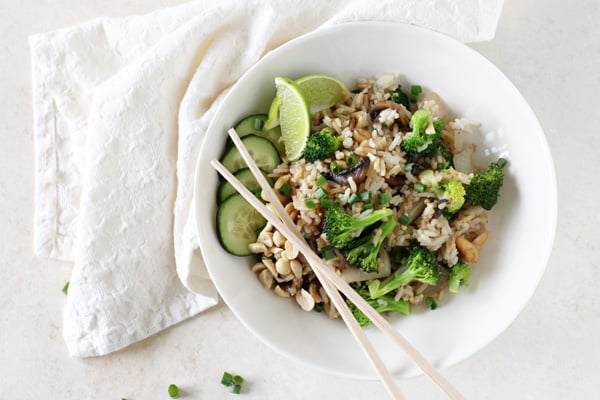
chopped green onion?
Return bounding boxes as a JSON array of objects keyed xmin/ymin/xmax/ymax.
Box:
[
  {"xmin": 168, "ymin": 384, "xmax": 179, "ymax": 398},
  {"xmin": 330, "ymin": 161, "xmax": 340, "ymax": 174},
  {"xmin": 221, "ymin": 372, "xmax": 234, "ymax": 386},
  {"xmin": 348, "ymin": 193, "xmax": 360, "ymax": 205},
  {"xmin": 359, "ymin": 190, "xmax": 371, "ymax": 202},
  {"xmin": 314, "ymin": 302, "xmax": 324, "ymax": 312},
  {"xmin": 278, "ymin": 182, "xmax": 292, "ymax": 196},
  {"xmin": 363, "ymin": 202, "xmax": 374, "ymax": 210},
  {"xmin": 496, "ymin": 157, "xmax": 508, "ymax": 169},
  {"xmin": 426, "ymin": 297, "xmax": 437, "ymax": 310},
  {"xmin": 346, "ymin": 154, "xmax": 359, "ymax": 167},
  {"xmin": 321, "ymin": 245, "xmax": 336, "ymax": 260},
  {"xmin": 314, "ymin": 187, "xmax": 328, "ymax": 200},
  {"xmin": 222, "ymin": 372, "xmax": 244, "ymax": 394},
  {"xmin": 414, "ymin": 182, "xmax": 426, "ymax": 193},
  {"xmin": 316, "ymin": 175, "xmax": 327, "ymax": 187},
  {"xmin": 62, "ymin": 281, "xmax": 69, "ymax": 295},
  {"xmin": 377, "ymin": 192, "xmax": 390, "ymax": 204},
  {"xmin": 410, "ymin": 85, "xmax": 422, "ymax": 103},
  {"xmin": 399, "ymin": 214, "xmax": 410, "ymax": 226},
  {"xmin": 320, "ymin": 198, "xmax": 334, "ymax": 208},
  {"xmin": 253, "ymin": 118, "xmax": 264, "ymax": 130},
  {"xmin": 304, "ymin": 198, "xmax": 316, "ymax": 209}
]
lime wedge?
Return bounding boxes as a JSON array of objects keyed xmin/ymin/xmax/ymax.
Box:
[
  {"xmin": 274, "ymin": 77, "xmax": 310, "ymax": 161},
  {"xmin": 265, "ymin": 74, "xmax": 348, "ymax": 129},
  {"xmin": 295, "ymin": 74, "xmax": 348, "ymax": 113},
  {"xmin": 264, "ymin": 96, "xmax": 280, "ymax": 130}
]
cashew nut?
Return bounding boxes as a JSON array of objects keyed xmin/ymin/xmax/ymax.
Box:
[
  {"xmin": 472, "ymin": 230, "xmax": 488, "ymax": 248},
  {"xmin": 456, "ymin": 236, "xmax": 479, "ymax": 263}
]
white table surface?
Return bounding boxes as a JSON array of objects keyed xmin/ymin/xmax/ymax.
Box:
[{"xmin": 1, "ymin": 0, "xmax": 599, "ymax": 399}]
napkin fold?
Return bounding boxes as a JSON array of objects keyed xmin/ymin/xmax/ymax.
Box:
[{"xmin": 30, "ymin": 0, "xmax": 504, "ymax": 357}]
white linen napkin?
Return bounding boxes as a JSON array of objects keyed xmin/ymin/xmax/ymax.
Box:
[{"xmin": 30, "ymin": 0, "xmax": 504, "ymax": 357}]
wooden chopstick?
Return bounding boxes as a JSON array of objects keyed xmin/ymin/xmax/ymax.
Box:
[
  {"xmin": 224, "ymin": 129, "xmax": 406, "ymax": 399},
  {"xmin": 212, "ymin": 128, "xmax": 465, "ymax": 400}
]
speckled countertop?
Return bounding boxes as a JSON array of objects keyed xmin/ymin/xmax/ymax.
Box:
[{"xmin": 1, "ymin": 1, "xmax": 599, "ymax": 399}]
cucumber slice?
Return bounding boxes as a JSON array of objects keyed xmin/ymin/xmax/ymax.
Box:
[
  {"xmin": 234, "ymin": 114, "xmax": 284, "ymax": 154},
  {"xmin": 218, "ymin": 168, "xmax": 273, "ymax": 203},
  {"xmin": 217, "ymin": 193, "xmax": 266, "ymax": 256},
  {"xmin": 220, "ymin": 135, "xmax": 281, "ymax": 174}
]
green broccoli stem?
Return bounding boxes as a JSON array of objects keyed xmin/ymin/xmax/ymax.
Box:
[
  {"xmin": 323, "ymin": 206, "xmax": 394, "ymax": 249},
  {"xmin": 374, "ymin": 294, "xmax": 410, "ymax": 315},
  {"xmin": 368, "ymin": 267, "xmax": 419, "ymax": 299},
  {"xmin": 347, "ymin": 284, "xmax": 411, "ymax": 327},
  {"xmin": 368, "ymin": 246, "xmax": 440, "ymax": 299}
]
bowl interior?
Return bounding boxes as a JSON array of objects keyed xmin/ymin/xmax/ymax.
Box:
[{"xmin": 194, "ymin": 21, "xmax": 556, "ymax": 379}]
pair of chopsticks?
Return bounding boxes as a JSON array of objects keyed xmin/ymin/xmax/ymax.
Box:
[{"xmin": 211, "ymin": 128, "xmax": 465, "ymax": 400}]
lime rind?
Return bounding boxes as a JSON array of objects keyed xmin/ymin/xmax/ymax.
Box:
[{"xmin": 264, "ymin": 97, "xmax": 280, "ymax": 130}]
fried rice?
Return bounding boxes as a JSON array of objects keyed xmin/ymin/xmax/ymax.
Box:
[{"xmin": 248, "ymin": 74, "xmax": 489, "ymax": 319}]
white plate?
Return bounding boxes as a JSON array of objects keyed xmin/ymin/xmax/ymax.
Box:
[{"xmin": 194, "ymin": 21, "xmax": 557, "ymax": 379}]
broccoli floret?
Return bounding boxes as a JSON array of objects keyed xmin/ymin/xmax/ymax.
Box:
[
  {"xmin": 303, "ymin": 127, "xmax": 340, "ymax": 162},
  {"xmin": 345, "ymin": 297, "xmax": 372, "ymax": 327},
  {"xmin": 432, "ymin": 118, "xmax": 444, "ymax": 135},
  {"xmin": 368, "ymin": 246, "xmax": 440, "ymax": 299},
  {"xmin": 346, "ymin": 283, "xmax": 410, "ymax": 327},
  {"xmin": 410, "ymin": 85, "xmax": 422, "ymax": 103},
  {"xmin": 438, "ymin": 145, "xmax": 454, "ymax": 169},
  {"xmin": 323, "ymin": 206, "xmax": 394, "ymax": 249},
  {"xmin": 418, "ymin": 170, "xmax": 466, "ymax": 217},
  {"xmin": 448, "ymin": 260, "xmax": 471, "ymax": 294},
  {"xmin": 439, "ymin": 180, "xmax": 466, "ymax": 216},
  {"xmin": 390, "ymin": 85, "xmax": 409, "ymax": 109},
  {"xmin": 466, "ymin": 158, "xmax": 508, "ymax": 210},
  {"xmin": 344, "ymin": 217, "xmax": 398, "ymax": 273},
  {"xmin": 401, "ymin": 110, "xmax": 443, "ymax": 156}
]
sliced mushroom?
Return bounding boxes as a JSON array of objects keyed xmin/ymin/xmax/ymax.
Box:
[
  {"xmin": 323, "ymin": 156, "xmax": 370, "ymax": 185},
  {"xmin": 384, "ymin": 174, "xmax": 406, "ymax": 187},
  {"xmin": 369, "ymin": 100, "xmax": 411, "ymax": 126}
]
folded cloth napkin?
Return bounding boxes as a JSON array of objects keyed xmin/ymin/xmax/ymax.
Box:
[{"xmin": 30, "ymin": 0, "xmax": 504, "ymax": 357}]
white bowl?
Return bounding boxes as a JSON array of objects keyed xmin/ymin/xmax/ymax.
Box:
[{"xmin": 194, "ymin": 21, "xmax": 557, "ymax": 379}]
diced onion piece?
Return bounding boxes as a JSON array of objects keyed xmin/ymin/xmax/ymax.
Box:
[{"xmin": 453, "ymin": 143, "xmax": 476, "ymax": 174}]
